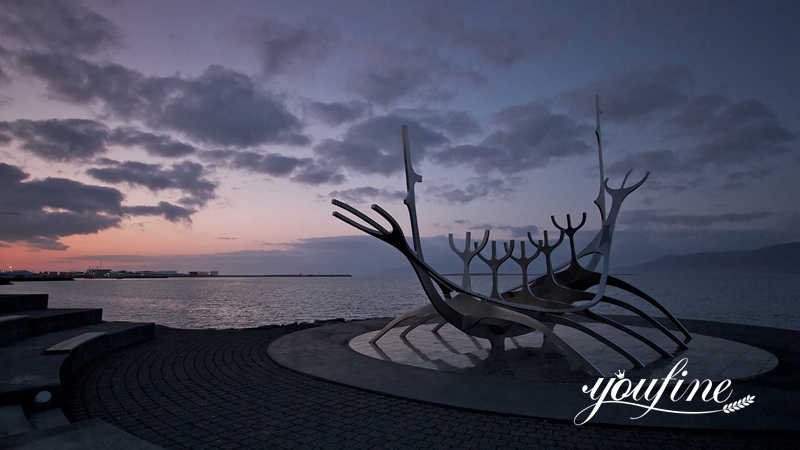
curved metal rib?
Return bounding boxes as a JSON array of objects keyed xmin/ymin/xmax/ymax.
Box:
[
  {"xmin": 399, "ymin": 314, "xmax": 438, "ymax": 339},
  {"xmin": 431, "ymin": 318, "xmax": 447, "ymax": 333},
  {"xmin": 545, "ymin": 315, "xmax": 645, "ymax": 368},
  {"xmin": 568, "ymin": 310, "xmax": 673, "ymax": 358},
  {"xmin": 601, "ymin": 296, "xmax": 689, "ymax": 350},
  {"xmin": 606, "ymin": 276, "xmax": 692, "ymax": 342},
  {"xmin": 469, "ymin": 307, "xmax": 604, "ymax": 376},
  {"xmin": 369, "ymin": 304, "xmax": 437, "ymax": 343}
]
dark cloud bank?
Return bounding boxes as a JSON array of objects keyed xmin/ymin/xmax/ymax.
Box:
[
  {"xmin": 0, "ymin": 0, "xmax": 120, "ymax": 56},
  {"xmin": 87, "ymin": 159, "xmax": 217, "ymax": 208},
  {"xmin": 0, "ymin": 163, "xmax": 198, "ymax": 249},
  {"xmin": 0, "ymin": 119, "xmax": 201, "ymax": 161},
  {"xmin": 16, "ymin": 54, "xmax": 308, "ymax": 148},
  {"xmin": 235, "ymin": 17, "xmax": 339, "ymax": 77}
]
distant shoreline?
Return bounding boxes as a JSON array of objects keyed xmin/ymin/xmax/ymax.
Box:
[
  {"xmin": 212, "ymin": 274, "xmax": 352, "ymax": 278},
  {"xmin": 1, "ymin": 274, "xmax": 353, "ymax": 282},
  {"xmin": 82, "ymin": 274, "xmax": 354, "ymax": 279}
]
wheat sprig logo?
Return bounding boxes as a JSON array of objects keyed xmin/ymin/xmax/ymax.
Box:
[{"xmin": 723, "ymin": 395, "xmax": 755, "ymax": 413}]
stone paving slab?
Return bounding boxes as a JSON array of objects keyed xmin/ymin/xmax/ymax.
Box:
[{"xmin": 64, "ymin": 322, "xmax": 800, "ymax": 449}]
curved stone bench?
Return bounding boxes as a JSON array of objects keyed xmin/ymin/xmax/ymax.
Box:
[{"xmin": 0, "ymin": 294, "xmax": 156, "ymax": 447}]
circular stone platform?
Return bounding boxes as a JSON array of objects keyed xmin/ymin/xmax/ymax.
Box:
[
  {"xmin": 349, "ymin": 323, "xmax": 777, "ymax": 382},
  {"xmin": 268, "ymin": 317, "xmax": 800, "ymax": 431}
]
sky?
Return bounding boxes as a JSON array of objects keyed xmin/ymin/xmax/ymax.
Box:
[{"xmin": 0, "ymin": 0, "xmax": 798, "ymax": 275}]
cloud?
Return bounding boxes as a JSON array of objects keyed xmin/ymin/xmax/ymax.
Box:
[
  {"xmin": 2, "ymin": 118, "xmax": 108, "ymax": 161},
  {"xmin": 328, "ymin": 186, "xmax": 405, "ymax": 204},
  {"xmin": 416, "ymin": 7, "xmax": 568, "ymax": 67},
  {"xmin": 0, "ymin": 118, "xmax": 209, "ymax": 166},
  {"xmin": 603, "ymin": 1, "xmax": 717, "ymax": 42},
  {"xmin": 438, "ymin": 219, "xmax": 541, "ymax": 240},
  {"xmin": 17, "ymin": 53, "xmax": 308, "ymax": 148},
  {"xmin": 346, "ymin": 42, "xmax": 485, "ymax": 105},
  {"xmin": 314, "ymin": 115, "xmax": 449, "ymax": 175},
  {"xmin": 392, "ymin": 108, "xmax": 482, "ymax": 138},
  {"xmin": 0, "ymin": 163, "xmax": 122, "ymax": 215},
  {"xmin": 200, "ymin": 149, "xmax": 345, "ymax": 185},
  {"xmin": 122, "ymin": 201, "xmax": 195, "ymax": 223},
  {"xmin": 0, "ymin": 45, "xmax": 11, "ymax": 83},
  {"xmin": 634, "ymin": 177, "xmax": 703, "ymax": 195},
  {"xmin": 303, "ymin": 100, "xmax": 369, "ymax": 126},
  {"xmin": 86, "ymin": 160, "xmax": 217, "ymax": 207},
  {"xmin": 0, "ymin": 162, "xmax": 123, "ymax": 249},
  {"xmin": 290, "ymin": 161, "xmax": 346, "ymax": 185},
  {"xmin": 556, "ymin": 66, "xmax": 693, "ymax": 122},
  {"xmin": 228, "ymin": 151, "xmax": 307, "ymax": 176},
  {"xmin": 722, "ymin": 167, "xmax": 773, "ymax": 190},
  {"xmin": 618, "ymin": 209, "xmax": 777, "ymax": 229},
  {"xmin": 16, "ymin": 52, "xmax": 162, "ymax": 117},
  {"xmin": 0, "ymin": 0, "xmax": 120, "ymax": 55},
  {"xmin": 0, "ymin": 161, "xmax": 26, "ymax": 184},
  {"xmin": 425, "ymin": 177, "xmax": 514, "ymax": 204},
  {"xmin": 347, "ymin": 64, "xmax": 440, "ymax": 106},
  {"xmin": 109, "ymin": 128, "xmax": 196, "ymax": 158},
  {"xmin": 158, "ymin": 65, "xmax": 309, "ymax": 147},
  {"xmin": 469, "ymin": 223, "xmax": 541, "ymax": 240},
  {"xmin": 235, "ymin": 17, "xmax": 339, "ymax": 76},
  {"xmin": 607, "ymin": 149, "xmax": 687, "ymax": 177},
  {"xmin": 607, "ymin": 95, "xmax": 795, "ymax": 181},
  {"xmin": 0, "ymin": 119, "xmax": 205, "ymax": 162},
  {"xmin": 445, "ymin": 221, "xmax": 538, "ymax": 245},
  {"xmin": 498, "ymin": 224, "xmax": 541, "ymax": 239},
  {"xmin": 0, "ymin": 156, "xmax": 220, "ymax": 248},
  {"xmin": 432, "ymin": 102, "xmax": 592, "ymax": 174},
  {"xmin": 672, "ymin": 97, "xmax": 795, "ymax": 167},
  {"xmin": 667, "ymin": 93, "xmax": 729, "ymax": 135}
]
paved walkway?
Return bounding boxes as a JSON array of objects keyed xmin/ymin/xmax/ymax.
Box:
[{"xmin": 64, "ymin": 323, "xmax": 800, "ymax": 450}]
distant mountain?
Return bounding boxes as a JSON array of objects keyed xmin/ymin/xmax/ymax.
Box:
[{"xmin": 627, "ymin": 242, "xmax": 800, "ymax": 272}]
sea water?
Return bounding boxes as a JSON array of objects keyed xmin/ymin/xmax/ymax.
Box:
[{"xmin": 1, "ymin": 273, "xmax": 797, "ymax": 331}]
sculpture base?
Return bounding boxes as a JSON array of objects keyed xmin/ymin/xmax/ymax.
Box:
[
  {"xmin": 268, "ymin": 317, "xmax": 799, "ymax": 430},
  {"xmin": 349, "ymin": 322, "xmax": 776, "ymax": 382}
]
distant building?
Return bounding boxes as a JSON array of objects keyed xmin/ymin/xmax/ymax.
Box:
[
  {"xmin": 86, "ymin": 269, "xmax": 112, "ymax": 278},
  {"xmin": 0, "ymin": 270, "xmax": 36, "ymax": 279}
]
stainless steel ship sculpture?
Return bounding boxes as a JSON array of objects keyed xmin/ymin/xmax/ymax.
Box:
[{"xmin": 332, "ymin": 96, "xmax": 691, "ymax": 376}]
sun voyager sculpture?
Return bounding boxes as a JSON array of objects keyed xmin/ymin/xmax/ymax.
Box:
[{"xmin": 332, "ymin": 96, "xmax": 692, "ymax": 376}]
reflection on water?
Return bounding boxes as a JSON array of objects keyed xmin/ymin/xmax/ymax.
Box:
[{"xmin": 1, "ymin": 272, "xmax": 797, "ymax": 330}]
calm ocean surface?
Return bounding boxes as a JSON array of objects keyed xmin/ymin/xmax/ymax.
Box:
[{"xmin": 1, "ymin": 273, "xmax": 798, "ymax": 331}]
